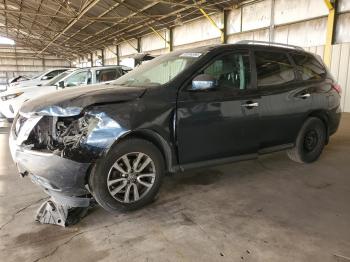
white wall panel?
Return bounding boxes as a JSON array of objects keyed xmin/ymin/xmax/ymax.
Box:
[
  {"xmin": 339, "ymin": 0, "xmax": 350, "ymax": 12},
  {"xmin": 141, "ymin": 30, "xmax": 168, "ymax": 52},
  {"xmin": 274, "ymin": 25, "xmax": 289, "ymax": 43},
  {"xmin": 337, "ymin": 44, "xmax": 350, "ymax": 110},
  {"xmin": 335, "ymin": 13, "xmax": 350, "ymax": 44},
  {"xmin": 276, "ymin": 18, "xmax": 327, "ymax": 47},
  {"xmin": 105, "ymin": 57, "xmax": 118, "ymax": 65},
  {"xmin": 173, "ymin": 38, "xmax": 220, "ymax": 51},
  {"xmin": 146, "ymin": 48, "xmax": 169, "ymax": 56},
  {"xmin": 242, "ymin": 0, "xmax": 271, "ymax": 31},
  {"xmin": 227, "ymin": 8, "xmax": 241, "ymax": 35},
  {"xmin": 274, "ymin": 0, "xmax": 328, "ymax": 25},
  {"xmin": 173, "ymin": 13, "xmax": 222, "ymax": 46},
  {"xmin": 104, "ymin": 45, "xmax": 117, "ymax": 60},
  {"xmin": 119, "ymin": 39, "xmax": 138, "ymax": 57},
  {"xmin": 227, "ymin": 29, "xmax": 269, "ymax": 44}
]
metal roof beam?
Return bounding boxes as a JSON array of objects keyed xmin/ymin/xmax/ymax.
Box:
[{"xmin": 36, "ymin": 0, "xmax": 102, "ymax": 55}]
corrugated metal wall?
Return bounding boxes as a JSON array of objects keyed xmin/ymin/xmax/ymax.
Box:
[{"xmin": 0, "ymin": 46, "xmax": 71, "ymax": 90}]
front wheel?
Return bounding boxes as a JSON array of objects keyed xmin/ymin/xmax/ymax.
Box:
[
  {"xmin": 287, "ymin": 117, "xmax": 326, "ymax": 163},
  {"xmin": 90, "ymin": 138, "xmax": 165, "ymax": 213}
]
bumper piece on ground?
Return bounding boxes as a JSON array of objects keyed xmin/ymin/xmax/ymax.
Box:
[{"xmin": 35, "ymin": 197, "xmax": 95, "ymax": 227}]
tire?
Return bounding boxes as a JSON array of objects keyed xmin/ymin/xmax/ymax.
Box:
[
  {"xmin": 287, "ymin": 117, "xmax": 326, "ymax": 163},
  {"xmin": 90, "ymin": 138, "xmax": 165, "ymax": 213}
]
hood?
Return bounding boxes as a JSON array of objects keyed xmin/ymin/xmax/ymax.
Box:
[
  {"xmin": 12, "ymin": 78, "xmax": 39, "ymax": 88},
  {"xmin": 20, "ymin": 83, "xmax": 146, "ymax": 117},
  {"xmin": 1, "ymin": 85, "xmax": 44, "ymax": 96}
]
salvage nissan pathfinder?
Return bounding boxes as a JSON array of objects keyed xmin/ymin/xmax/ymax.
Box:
[{"xmin": 9, "ymin": 41, "xmax": 341, "ymax": 225}]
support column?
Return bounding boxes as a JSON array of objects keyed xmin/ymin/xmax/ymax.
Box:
[
  {"xmin": 116, "ymin": 45, "xmax": 120, "ymax": 65},
  {"xmin": 90, "ymin": 53, "xmax": 93, "ymax": 67},
  {"xmin": 169, "ymin": 27, "xmax": 174, "ymax": 52},
  {"xmin": 137, "ymin": 38, "xmax": 141, "ymax": 53},
  {"xmin": 324, "ymin": 0, "xmax": 337, "ymax": 66},
  {"xmin": 223, "ymin": 10, "xmax": 228, "ymax": 44},
  {"xmin": 269, "ymin": 0, "xmax": 275, "ymax": 42},
  {"xmin": 101, "ymin": 49, "xmax": 104, "ymax": 66}
]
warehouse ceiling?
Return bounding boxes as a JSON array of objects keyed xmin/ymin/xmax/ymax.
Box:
[{"xmin": 0, "ymin": 0, "xmax": 243, "ymax": 59}]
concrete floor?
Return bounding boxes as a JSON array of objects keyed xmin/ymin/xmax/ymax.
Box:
[{"xmin": 0, "ymin": 115, "xmax": 350, "ymax": 262}]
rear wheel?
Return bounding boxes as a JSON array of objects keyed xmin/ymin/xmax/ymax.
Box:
[
  {"xmin": 287, "ymin": 117, "xmax": 326, "ymax": 163},
  {"xmin": 90, "ymin": 139, "xmax": 164, "ymax": 213}
]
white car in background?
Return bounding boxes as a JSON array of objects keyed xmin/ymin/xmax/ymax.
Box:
[
  {"xmin": 8, "ymin": 68, "xmax": 70, "ymax": 89},
  {"xmin": 0, "ymin": 65, "xmax": 131, "ymax": 120}
]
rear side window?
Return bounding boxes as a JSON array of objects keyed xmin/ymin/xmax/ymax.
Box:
[
  {"xmin": 255, "ymin": 51, "xmax": 295, "ymax": 88},
  {"xmin": 96, "ymin": 69, "xmax": 121, "ymax": 83},
  {"xmin": 292, "ymin": 54, "xmax": 326, "ymax": 80}
]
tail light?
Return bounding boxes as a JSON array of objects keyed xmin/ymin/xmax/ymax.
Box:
[{"xmin": 332, "ymin": 83, "xmax": 342, "ymax": 95}]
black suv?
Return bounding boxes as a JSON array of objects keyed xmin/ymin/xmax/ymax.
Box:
[{"xmin": 10, "ymin": 41, "xmax": 341, "ymax": 215}]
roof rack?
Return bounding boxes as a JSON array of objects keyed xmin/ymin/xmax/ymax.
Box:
[{"xmin": 236, "ymin": 40, "xmax": 304, "ymax": 51}]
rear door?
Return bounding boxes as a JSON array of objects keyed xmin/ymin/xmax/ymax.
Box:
[
  {"xmin": 254, "ymin": 50, "xmax": 312, "ymax": 149},
  {"xmin": 177, "ymin": 50, "xmax": 261, "ymax": 165}
]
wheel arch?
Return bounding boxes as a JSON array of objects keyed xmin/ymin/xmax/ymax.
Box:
[
  {"xmin": 307, "ymin": 110, "xmax": 330, "ymax": 144},
  {"xmin": 106, "ymin": 129, "xmax": 177, "ymax": 173}
]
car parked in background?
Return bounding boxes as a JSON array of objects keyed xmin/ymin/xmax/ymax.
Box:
[
  {"xmin": 8, "ymin": 68, "xmax": 70, "ymax": 89},
  {"xmin": 0, "ymin": 65, "xmax": 131, "ymax": 119},
  {"xmin": 9, "ymin": 42, "xmax": 341, "ymax": 222}
]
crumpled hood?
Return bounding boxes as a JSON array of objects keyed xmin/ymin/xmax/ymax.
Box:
[{"xmin": 19, "ymin": 83, "xmax": 146, "ymax": 117}]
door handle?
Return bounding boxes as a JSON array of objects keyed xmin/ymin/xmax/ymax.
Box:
[
  {"xmin": 241, "ymin": 102, "xmax": 259, "ymax": 108},
  {"xmin": 298, "ymin": 93, "xmax": 311, "ymax": 99}
]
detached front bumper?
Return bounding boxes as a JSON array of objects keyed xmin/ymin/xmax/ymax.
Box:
[{"xmin": 9, "ymin": 121, "xmax": 91, "ymax": 207}]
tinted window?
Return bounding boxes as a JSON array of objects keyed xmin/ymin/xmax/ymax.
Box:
[
  {"xmin": 202, "ymin": 52, "xmax": 250, "ymax": 90},
  {"xmin": 96, "ymin": 69, "xmax": 121, "ymax": 83},
  {"xmin": 255, "ymin": 51, "xmax": 295, "ymax": 87},
  {"xmin": 292, "ymin": 54, "xmax": 326, "ymax": 80}
]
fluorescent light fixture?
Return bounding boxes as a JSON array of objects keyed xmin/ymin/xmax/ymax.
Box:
[{"xmin": 0, "ymin": 36, "xmax": 15, "ymax": 45}]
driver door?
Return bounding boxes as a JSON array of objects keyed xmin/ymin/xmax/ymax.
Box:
[{"xmin": 176, "ymin": 51, "xmax": 261, "ymax": 165}]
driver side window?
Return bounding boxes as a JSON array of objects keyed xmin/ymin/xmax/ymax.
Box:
[
  {"xmin": 203, "ymin": 52, "xmax": 251, "ymax": 90},
  {"xmin": 65, "ymin": 71, "xmax": 90, "ymax": 87}
]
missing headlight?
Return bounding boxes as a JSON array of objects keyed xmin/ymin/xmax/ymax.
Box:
[{"xmin": 25, "ymin": 114, "xmax": 99, "ymax": 162}]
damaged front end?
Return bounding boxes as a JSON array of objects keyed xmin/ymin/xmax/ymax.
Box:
[{"xmin": 10, "ymin": 108, "xmax": 127, "ymax": 226}]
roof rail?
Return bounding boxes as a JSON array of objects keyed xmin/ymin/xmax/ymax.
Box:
[{"xmin": 236, "ymin": 40, "xmax": 304, "ymax": 51}]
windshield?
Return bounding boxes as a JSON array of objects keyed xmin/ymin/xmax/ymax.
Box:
[
  {"xmin": 113, "ymin": 51, "xmax": 203, "ymax": 87},
  {"xmin": 46, "ymin": 71, "xmax": 73, "ymax": 86}
]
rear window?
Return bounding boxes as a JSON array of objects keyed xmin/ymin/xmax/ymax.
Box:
[
  {"xmin": 255, "ymin": 51, "xmax": 296, "ymax": 88},
  {"xmin": 291, "ymin": 53, "xmax": 326, "ymax": 80}
]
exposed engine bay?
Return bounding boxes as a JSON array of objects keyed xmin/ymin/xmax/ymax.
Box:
[{"xmin": 23, "ymin": 114, "xmax": 99, "ymax": 162}]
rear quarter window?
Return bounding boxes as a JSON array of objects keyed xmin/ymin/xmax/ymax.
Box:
[{"xmin": 291, "ymin": 53, "xmax": 326, "ymax": 81}]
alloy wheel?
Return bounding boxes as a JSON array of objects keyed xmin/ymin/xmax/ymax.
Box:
[{"xmin": 107, "ymin": 152, "xmax": 156, "ymax": 203}]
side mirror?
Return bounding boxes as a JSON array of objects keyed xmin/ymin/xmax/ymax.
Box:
[
  {"xmin": 190, "ymin": 74, "xmax": 218, "ymax": 91},
  {"xmin": 41, "ymin": 75, "xmax": 50, "ymax": 80},
  {"xmin": 58, "ymin": 81, "xmax": 65, "ymax": 89}
]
